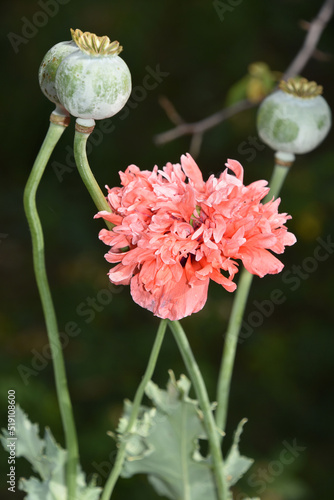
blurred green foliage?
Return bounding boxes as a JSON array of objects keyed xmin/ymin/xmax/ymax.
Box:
[{"xmin": 1, "ymin": 0, "xmax": 334, "ymax": 499}]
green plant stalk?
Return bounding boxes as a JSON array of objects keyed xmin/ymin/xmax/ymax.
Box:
[
  {"xmin": 101, "ymin": 319, "xmax": 168, "ymax": 500},
  {"xmin": 168, "ymin": 320, "xmax": 229, "ymax": 500},
  {"xmin": 215, "ymin": 268, "xmax": 253, "ymax": 433},
  {"xmin": 73, "ymin": 130, "xmax": 114, "ymax": 229},
  {"xmin": 215, "ymin": 161, "xmax": 292, "ymax": 434},
  {"xmin": 23, "ymin": 120, "xmax": 79, "ymax": 500},
  {"xmin": 264, "ymin": 162, "xmax": 291, "ymax": 204}
]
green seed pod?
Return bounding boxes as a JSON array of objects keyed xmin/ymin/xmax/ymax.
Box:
[
  {"xmin": 55, "ymin": 29, "xmax": 132, "ymax": 121},
  {"xmin": 39, "ymin": 40, "xmax": 78, "ymax": 105},
  {"xmin": 257, "ymin": 78, "xmax": 331, "ymax": 155}
]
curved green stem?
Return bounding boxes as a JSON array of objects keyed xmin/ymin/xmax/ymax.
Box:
[
  {"xmin": 73, "ymin": 129, "xmax": 114, "ymax": 229},
  {"xmin": 23, "ymin": 120, "xmax": 79, "ymax": 500},
  {"xmin": 101, "ymin": 319, "xmax": 168, "ymax": 500},
  {"xmin": 215, "ymin": 160, "xmax": 293, "ymax": 435},
  {"xmin": 168, "ymin": 320, "xmax": 228, "ymax": 500}
]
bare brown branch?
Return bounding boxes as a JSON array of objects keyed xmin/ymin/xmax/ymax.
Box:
[
  {"xmin": 154, "ymin": 100, "xmax": 255, "ymax": 145},
  {"xmin": 154, "ymin": 0, "xmax": 334, "ymax": 148},
  {"xmin": 189, "ymin": 132, "xmax": 203, "ymax": 159},
  {"xmin": 158, "ymin": 96, "xmax": 185, "ymax": 125},
  {"xmin": 283, "ymin": 0, "xmax": 334, "ymax": 79}
]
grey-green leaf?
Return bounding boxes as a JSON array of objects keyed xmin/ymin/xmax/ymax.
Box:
[
  {"xmin": 118, "ymin": 372, "xmax": 218, "ymax": 500},
  {"xmin": 117, "ymin": 373, "xmax": 255, "ymax": 499},
  {"xmin": 225, "ymin": 419, "xmax": 254, "ymax": 487},
  {"xmin": 1, "ymin": 405, "xmax": 101, "ymax": 500}
]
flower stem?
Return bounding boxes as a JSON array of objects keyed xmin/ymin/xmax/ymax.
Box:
[
  {"xmin": 264, "ymin": 159, "xmax": 291, "ymax": 203},
  {"xmin": 215, "ymin": 157, "xmax": 293, "ymax": 435},
  {"xmin": 168, "ymin": 320, "xmax": 229, "ymax": 500},
  {"xmin": 215, "ymin": 268, "xmax": 253, "ymax": 433},
  {"xmin": 23, "ymin": 117, "xmax": 79, "ymax": 500},
  {"xmin": 73, "ymin": 124, "xmax": 114, "ymax": 229},
  {"xmin": 101, "ymin": 319, "xmax": 168, "ymax": 500}
]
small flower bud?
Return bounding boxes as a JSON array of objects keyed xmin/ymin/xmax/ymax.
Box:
[
  {"xmin": 55, "ymin": 29, "xmax": 132, "ymax": 121},
  {"xmin": 257, "ymin": 77, "xmax": 331, "ymax": 155},
  {"xmin": 38, "ymin": 40, "xmax": 78, "ymax": 105}
]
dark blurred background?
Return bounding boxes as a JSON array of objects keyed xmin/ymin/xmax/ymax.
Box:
[{"xmin": 1, "ymin": 1, "xmax": 334, "ymax": 498}]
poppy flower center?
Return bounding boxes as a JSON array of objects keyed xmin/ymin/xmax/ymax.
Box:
[{"xmin": 190, "ymin": 204, "xmax": 205, "ymax": 230}]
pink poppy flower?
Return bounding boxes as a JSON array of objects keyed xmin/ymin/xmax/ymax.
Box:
[{"xmin": 95, "ymin": 154, "xmax": 296, "ymax": 321}]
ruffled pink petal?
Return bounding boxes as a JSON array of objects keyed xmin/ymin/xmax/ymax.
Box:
[
  {"xmin": 181, "ymin": 153, "xmax": 204, "ymax": 189},
  {"xmin": 108, "ymin": 263, "xmax": 136, "ymax": 285},
  {"xmin": 225, "ymin": 159, "xmax": 244, "ymax": 183},
  {"xmin": 209, "ymin": 268, "xmax": 237, "ymax": 292},
  {"xmin": 94, "ymin": 210, "xmax": 122, "ymax": 225},
  {"xmin": 130, "ymin": 271, "xmax": 209, "ymax": 320},
  {"xmin": 100, "ymin": 231, "xmax": 129, "ymax": 249},
  {"xmin": 105, "ymin": 250, "xmax": 128, "ymax": 263},
  {"xmin": 240, "ymin": 247, "xmax": 284, "ymax": 277}
]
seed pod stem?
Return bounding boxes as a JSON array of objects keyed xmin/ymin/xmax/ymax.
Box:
[{"xmin": 73, "ymin": 121, "xmax": 114, "ymax": 230}]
